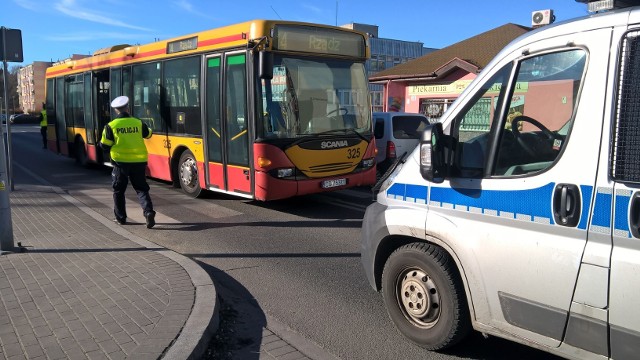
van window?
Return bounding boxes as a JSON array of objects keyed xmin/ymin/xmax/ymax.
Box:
[
  {"xmin": 494, "ymin": 50, "xmax": 585, "ymax": 176},
  {"xmin": 452, "ymin": 64, "xmax": 513, "ymax": 178},
  {"xmin": 391, "ymin": 116, "xmax": 429, "ymax": 139},
  {"xmin": 613, "ymin": 33, "xmax": 640, "ymax": 183},
  {"xmin": 451, "ymin": 49, "xmax": 586, "ymax": 178}
]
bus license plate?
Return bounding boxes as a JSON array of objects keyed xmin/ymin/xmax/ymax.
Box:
[{"xmin": 322, "ymin": 178, "xmax": 347, "ymax": 189}]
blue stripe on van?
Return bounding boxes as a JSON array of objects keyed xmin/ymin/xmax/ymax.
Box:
[
  {"xmin": 388, "ymin": 181, "xmax": 600, "ymax": 229},
  {"xmin": 406, "ymin": 184, "xmax": 428, "ymax": 203},
  {"xmin": 578, "ymin": 185, "xmax": 593, "ymax": 230},
  {"xmin": 614, "ymin": 192, "xmax": 631, "ymax": 237},
  {"xmin": 386, "ymin": 183, "xmax": 429, "ymax": 203},
  {"xmin": 387, "ymin": 183, "xmax": 406, "ymax": 200},
  {"xmin": 591, "ymin": 190, "xmax": 612, "ymax": 230},
  {"xmin": 429, "ymin": 182, "xmax": 556, "ymax": 223}
]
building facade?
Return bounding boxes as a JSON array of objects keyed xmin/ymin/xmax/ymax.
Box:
[
  {"xmin": 369, "ymin": 23, "xmax": 531, "ymax": 120},
  {"xmin": 17, "ymin": 61, "xmax": 50, "ymax": 113},
  {"xmin": 18, "ymin": 54, "xmax": 88, "ymax": 113},
  {"xmin": 340, "ymin": 23, "xmax": 436, "ymax": 112}
]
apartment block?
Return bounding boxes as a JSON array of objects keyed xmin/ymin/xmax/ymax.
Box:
[{"xmin": 17, "ymin": 61, "xmax": 50, "ymax": 113}]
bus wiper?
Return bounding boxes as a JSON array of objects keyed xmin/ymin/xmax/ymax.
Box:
[
  {"xmin": 288, "ymin": 133, "xmax": 316, "ymax": 148},
  {"xmin": 315, "ymin": 128, "xmax": 368, "ymax": 142}
]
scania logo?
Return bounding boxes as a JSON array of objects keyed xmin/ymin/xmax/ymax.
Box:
[{"xmin": 321, "ymin": 140, "xmax": 349, "ymax": 149}]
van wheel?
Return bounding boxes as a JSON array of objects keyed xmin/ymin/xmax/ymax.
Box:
[
  {"xmin": 382, "ymin": 242, "xmax": 471, "ymax": 350},
  {"xmin": 178, "ymin": 150, "xmax": 202, "ymax": 198},
  {"xmin": 75, "ymin": 138, "xmax": 89, "ymax": 167}
]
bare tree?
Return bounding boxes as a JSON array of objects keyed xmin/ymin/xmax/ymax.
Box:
[{"xmin": 0, "ymin": 65, "xmax": 20, "ymax": 113}]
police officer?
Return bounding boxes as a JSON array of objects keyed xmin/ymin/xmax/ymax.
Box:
[
  {"xmin": 39, "ymin": 103, "xmax": 47, "ymax": 149},
  {"xmin": 100, "ymin": 96, "xmax": 156, "ymax": 228}
]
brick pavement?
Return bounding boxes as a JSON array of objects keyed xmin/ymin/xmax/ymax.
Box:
[
  {"xmin": 0, "ymin": 156, "xmax": 342, "ymax": 360},
  {"xmin": 0, "ymin": 183, "xmax": 216, "ymax": 360}
]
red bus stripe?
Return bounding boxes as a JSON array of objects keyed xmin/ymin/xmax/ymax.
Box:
[
  {"xmin": 198, "ymin": 33, "xmax": 246, "ymax": 47},
  {"xmin": 47, "ymin": 33, "xmax": 245, "ymax": 77}
]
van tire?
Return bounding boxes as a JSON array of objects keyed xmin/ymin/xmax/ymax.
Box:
[
  {"xmin": 382, "ymin": 242, "xmax": 471, "ymax": 350},
  {"xmin": 178, "ymin": 150, "xmax": 202, "ymax": 198}
]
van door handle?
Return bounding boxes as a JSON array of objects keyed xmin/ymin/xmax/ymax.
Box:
[
  {"xmin": 629, "ymin": 193, "xmax": 640, "ymax": 238},
  {"xmin": 553, "ymin": 184, "xmax": 581, "ymax": 227}
]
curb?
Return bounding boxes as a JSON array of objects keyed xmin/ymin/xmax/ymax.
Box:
[{"xmin": 14, "ymin": 162, "xmax": 219, "ymax": 359}]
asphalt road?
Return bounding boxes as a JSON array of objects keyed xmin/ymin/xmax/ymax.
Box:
[{"xmin": 6, "ymin": 125, "xmax": 562, "ymax": 360}]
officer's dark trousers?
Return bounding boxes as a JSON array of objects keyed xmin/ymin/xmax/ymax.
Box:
[
  {"xmin": 40, "ymin": 126, "xmax": 47, "ymax": 148},
  {"xmin": 111, "ymin": 162, "xmax": 154, "ymax": 222}
]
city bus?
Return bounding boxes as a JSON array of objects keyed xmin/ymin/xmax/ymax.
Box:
[{"xmin": 44, "ymin": 19, "xmax": 376, "ymax": 201}]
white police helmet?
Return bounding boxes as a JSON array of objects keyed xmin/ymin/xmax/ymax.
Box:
[{"xmin": 110, "ymin": 96, "xmax": 129, "ymax": 109}]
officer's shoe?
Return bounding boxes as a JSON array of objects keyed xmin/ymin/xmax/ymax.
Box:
[
  {"xmin": 114, "ymin": 217, "xmax": 126, "ymax": 225},
  {"xmin": 145, "ymin": 211, "xmax": 156, "ymax": 229}
]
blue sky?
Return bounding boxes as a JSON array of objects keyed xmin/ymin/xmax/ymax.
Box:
[{"xmin": 4, "ymin": 0, "xmax": 589, "ymax": 66}]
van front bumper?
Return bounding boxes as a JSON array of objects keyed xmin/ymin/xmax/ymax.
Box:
[{"xmin": 360, "ymin": 201, "xmax": 390, "ymax": 291}]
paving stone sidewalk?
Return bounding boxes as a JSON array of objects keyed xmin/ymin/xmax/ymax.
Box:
[{"xmin": 0, "ymin": 183, "xmax": 217, "ymax": 360}]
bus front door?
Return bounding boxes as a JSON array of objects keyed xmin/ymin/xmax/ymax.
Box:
[{"xmin": 204, "ymin": 53, "xmax": 252, "ymax": 197}]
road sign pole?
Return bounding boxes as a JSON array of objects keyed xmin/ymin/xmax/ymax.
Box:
[
  {"xmin": 0, "ymin": 110, "xmax": 13, "ymax": 253},
  {"xmin": 0, "ymin": 27, "xmax": 14, "ymax": 252}
]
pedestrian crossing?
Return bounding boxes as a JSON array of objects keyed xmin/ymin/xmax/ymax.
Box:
[{"xmin": 16, "ymin": 158, "xmax": 374, "ymax": 226}]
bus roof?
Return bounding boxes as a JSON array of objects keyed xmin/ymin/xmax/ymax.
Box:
[{"xmin": 46, "ymin": 19, "xmax": 369, "ymax": 78}]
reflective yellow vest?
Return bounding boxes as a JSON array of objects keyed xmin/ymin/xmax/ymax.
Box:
[
  {"xmin": 100, "ymin": 117, "xmax": 152, "ymax": 163},
  {"xmin": 40, "ymin": 110, "xmax": 47, "ymax": 127}
]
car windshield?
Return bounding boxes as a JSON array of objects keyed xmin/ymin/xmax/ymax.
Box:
[{"xmin": 259, "ymin": 55, "xmax": 371, "ymax": 139}]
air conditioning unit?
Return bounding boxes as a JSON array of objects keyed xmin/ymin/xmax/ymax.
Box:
[{"xmin": 532, "ymin": 9, "xmax": 555, "ymax": 27}]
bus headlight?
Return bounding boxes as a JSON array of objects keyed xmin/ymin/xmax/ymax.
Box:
[
  {"xmin": 362, "ymin": 158, "xmax": 375, "ymax": 169},
  {"xmin": 277, "ymin": 168, "xmax": 294, "ymax": 178}
]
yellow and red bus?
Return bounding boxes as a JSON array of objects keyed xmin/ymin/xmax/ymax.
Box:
[{"xmin": 44, "ymin": 19, "xmax": 376, "ymax": 201}]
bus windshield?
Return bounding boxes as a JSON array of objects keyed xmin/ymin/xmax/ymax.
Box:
[{"xmin": 260, "ymin": 55, "xmax": 371, "ymax": 139}]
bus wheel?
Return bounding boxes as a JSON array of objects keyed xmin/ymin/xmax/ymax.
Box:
[
  {"xmin": 178, "ymin": 150, "xmax": 202, "ymax": 198},
  {"xmin": 381, "ymin": 242, "xmax": 470, "ymax": 350},
  {"xmin": 75, "ymin": 138, "xmax": 88, "ymax": 167}
]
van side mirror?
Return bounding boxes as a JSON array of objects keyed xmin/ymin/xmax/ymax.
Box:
[
  {"xmin": 420, "ymin": 122, "xmax": 445, "ymax": 183},
  {"xmin": 259, "ymin": 51, "xmax": 273, "ymax": 80}
]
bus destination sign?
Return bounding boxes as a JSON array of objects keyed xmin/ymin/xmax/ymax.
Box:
[
  {"xmin": 272, "ymin": 25, "xmax": 366, "ymax": 58},
  {"xmin": 167, "ymin": 36, "xmax": 198, "ymax": 54}
]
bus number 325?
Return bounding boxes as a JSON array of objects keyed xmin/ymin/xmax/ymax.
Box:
[{"xmin": 347, "ymin": 148, "xmax": 361, "ymax": 159}]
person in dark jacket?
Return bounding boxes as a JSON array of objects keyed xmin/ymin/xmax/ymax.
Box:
[{"xmin": 100, "ymin": 96, "xmax": 156, "ymax": 228}]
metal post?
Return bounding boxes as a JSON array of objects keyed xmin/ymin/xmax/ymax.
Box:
[
  {"xmin": 0, "ymin": 27, "xmax": 15, "ymax": 252},
  {"xmin": 3, "ymin": 59, "xmax": 13, "ymax": 191},
  {"xmin": 0, "ymin": 102, "xmax": 13, "ymax": 252}
]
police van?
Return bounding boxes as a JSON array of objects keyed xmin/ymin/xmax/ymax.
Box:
[{"xmin": 361, "ymin": 1, "xmax": 640, "ymax": 359}]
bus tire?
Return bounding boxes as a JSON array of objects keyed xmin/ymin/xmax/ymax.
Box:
[
  {"xmin": 75, "ymin": 138, "xmax": 89, "ymax": 167},
  {"xmin": 381, "ymin": 242, "xmax": 471, "ymax": 350},
  {"xmin": 178, "ymin": 150, "xmax": 202, "ymax": 198}
]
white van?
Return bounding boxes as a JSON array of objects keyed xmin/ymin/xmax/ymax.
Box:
[
  {"xmin": 361, "ymin": 2, "xmax": 640, "ymax": 359},
  {"xmin": 373, "ymin": 112, "xmax": 431, "ymax": 175}
]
